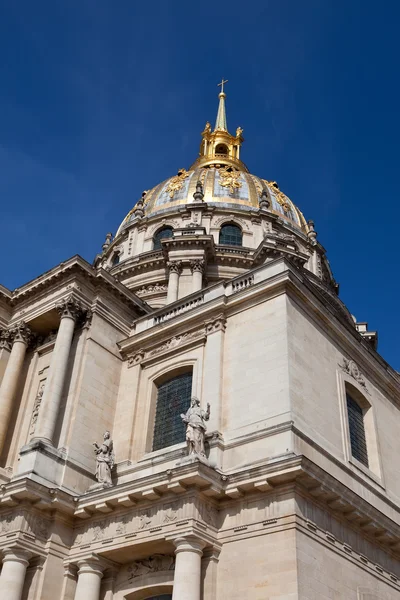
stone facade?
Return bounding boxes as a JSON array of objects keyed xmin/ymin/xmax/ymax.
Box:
[{"xmin": 0, "ymin": 92, "xmax": 399, "ymax": 599}]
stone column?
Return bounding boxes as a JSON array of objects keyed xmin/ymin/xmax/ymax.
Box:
[
  {"xmin": 167, "ymin": 261, "xmax": 182, "ymax": 304},
  {"xmin": 0, "ymin": 322, "xmax": 32, "ymax": 455},
  {"xmin": 0, "ymin": 548, "xmax": 31, "ymax": 600},
  {"xmin": 190, "ymin": 259, "xmax": 205, "ymax": 293},
  {"xmin": 74, "ymin": 559, "xmax": 103, "ymax": 600},
  {"xmin": 203, "ymin": 314, "xmax": 226, "ymax": 433},
  {"xmin": 32, "ymin": 296, "xmax": 82, "ymax": 445},
  {"xmin": 172, "ymin": 536, "xmax": 205, "ymax": 600}
]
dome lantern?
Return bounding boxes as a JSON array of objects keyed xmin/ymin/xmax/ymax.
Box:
[{"xmin": 190, "ymin": 79, "xmax": 247, "ymax": 172}]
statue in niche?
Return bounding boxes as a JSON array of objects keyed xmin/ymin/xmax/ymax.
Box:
[
  {"xmin": 181, "ymin": 397, "xmax": 210, "ymax": 460},
  {"xmin": 93, "ymin": 431, "xmax": 115, "ymax": 488}
]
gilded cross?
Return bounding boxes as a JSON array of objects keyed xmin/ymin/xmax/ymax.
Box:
[{"xmin": 218, "ymin": 78, "xmax": 228, "ymax": 93}]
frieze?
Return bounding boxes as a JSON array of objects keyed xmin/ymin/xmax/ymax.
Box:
[
  {"xmin": 339, "ymin": 358, "xmax": 369, "ymax": 392},
  {"xmin": 127, "ymin": 554, "xmax": 175, "ymax": 581}
]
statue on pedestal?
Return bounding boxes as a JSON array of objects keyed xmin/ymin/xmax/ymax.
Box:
[
  {"xmin": 93, "ymin": 431, "xmax": 114, "ymax": 488},
  {"xmin": 181, "ymin": 397, "xmax": 210, "ymax": 459}
]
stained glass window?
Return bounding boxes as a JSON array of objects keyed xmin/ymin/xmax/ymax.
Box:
[
  {"xmin": 346, "ymin": 393, "xmax": 369, "ymax": 467},
  {"xmin": 219, "ymin": 224, "xmax": 242, "ymax": 246},
  {"xmin": 153, "ymin": 226, "xmax": 173, "ymax": 250},
  {"xmin": 152, "ymin": 371, "xmax": 192, "ymax": 451}
]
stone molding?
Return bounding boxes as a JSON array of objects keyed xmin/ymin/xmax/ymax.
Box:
[{"xmin": 339, "ymin": 357, "xmax": 369, "ymax": 393}]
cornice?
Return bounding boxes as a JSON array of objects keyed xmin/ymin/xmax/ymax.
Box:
[{"xmin": 2, "ymin": 255, "xmax": 150, "ymax": 317}]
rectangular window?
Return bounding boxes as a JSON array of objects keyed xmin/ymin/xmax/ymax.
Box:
[
  {"xmin": 152, "ymin": 371, "xmax": 192, "ymax": 451},
  {"xmin": 346, "ymin": 393, "xmax": 369, "ymax": 467}
]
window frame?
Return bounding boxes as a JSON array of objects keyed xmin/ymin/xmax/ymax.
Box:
[
  {"xmin": 153, "ymin": 226, "xmax": 174, "ymax": 250},
  {"xmin": 218, "ymin": 222, "xmax": 243, "ymax": 247},
  {"xmin": 152, "ymin": 370, "xmax": 193, "ymax": 452},
  {"xmin": 337, "ymin": 369, "xmax": 383, "ymax": 485}
]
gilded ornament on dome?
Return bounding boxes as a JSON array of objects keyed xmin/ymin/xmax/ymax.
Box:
[
  {"xmin": 165, "ymin": 169, "xmax": 190, "ymax": 199},
  {"xmin": 266, "ymin": 181, "xmax": 291, "ymax": 213},
  {"xmin": 218, "ymin": 167, "xmax": 242, "ymax": 194}
]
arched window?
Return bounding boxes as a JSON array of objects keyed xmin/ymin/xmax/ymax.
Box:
[
  {"xmin": 111, "ymin": 252, "xmax": 120, "ymax": 266},
  {"xmin": 346, "ymin": 392, "xmax": 369, "ymax": 467},
  {"xmin": 219, "ymin": 223, "xmax": 242, "ymax": 246},
  {"xmin": 215, "ymin": 143, "xmax": 228, "ymax": 155},
  {"xmin": 153, "ymin": 226, "xmax": 173, "ymax": 250},
  {"xmin": 152, "ymin": 371, "xmax": 192, "ymax": 451}
]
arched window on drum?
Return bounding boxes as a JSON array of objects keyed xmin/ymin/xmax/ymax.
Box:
[
  {"xmin": 219, "ymin": 223, "xmax": 242, "ymax": 247},
  {"xmin": 153, "ymin": 226, "xmax": 173, "ymax": 250},
  {"xmin": 152, "ymin": 371, "xmax": 193, "ymax": 451}
]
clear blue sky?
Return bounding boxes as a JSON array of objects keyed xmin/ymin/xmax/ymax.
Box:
[{"xmin": 0, "ymin": 1, "xmax": 399, "ymax": 370}]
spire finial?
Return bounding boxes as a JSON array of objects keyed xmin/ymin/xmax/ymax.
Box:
[{"xmin": 215, "ymin": 79, "xmax": 228, "ymax": 131}]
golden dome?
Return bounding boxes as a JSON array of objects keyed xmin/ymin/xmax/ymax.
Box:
[
  {"xmin": 116, "ymin": 82, "xmax": 308, "ymax": 236},
  {"xmin": 117, "ymin": 167, "xmax": 307, "ymax": 235}
]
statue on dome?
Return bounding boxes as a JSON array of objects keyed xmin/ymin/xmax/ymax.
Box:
[
  {"xmin": 236, "ymin": 126, "xmax": 243, "ymax": 138},
  {"xmin": 181, "ymin": 397, "xmax": 210, "ymax": 459},
  {"xmin": 93, "ymin": 431, "xmax": 115, "ymax": 488},
  {"xmin": 203, "ymin": 121, "xmax": 211, "ymax": 134}
]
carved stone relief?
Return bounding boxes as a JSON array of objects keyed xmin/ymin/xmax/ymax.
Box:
[
  {"xmin": 29, "ymin": 379, "xmax": 46, "ymax": 436},
  {"xmin": 127, "ymin": 554, "xmax": 175, "ymax": 581},
  {"xmin": 127, "ymin": 329, "xmax": 204, "ymax": 367},
  {"xmin": 339, "ymin": 358, "xmax": 369, "ymax": 392}
]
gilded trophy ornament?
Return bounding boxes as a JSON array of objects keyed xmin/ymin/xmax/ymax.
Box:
[
  {"xmin": 266, "ymin": 181, "xmax": 291, "ymax": 213},
  {"xmin": 218, "ymin": 167, "xmax": 242, "ymax": 194},
  {"xmin": 165, "ymin": 168, "xmax": 190, "ymax": 198}
]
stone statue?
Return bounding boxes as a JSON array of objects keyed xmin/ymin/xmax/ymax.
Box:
[
  {"xmin": 181, "ymin": 397, "xmax": 210, "ymax": 459},
  {"xmin": 93, "ymin": 431, "xmax": 114, "ymax": 488}
]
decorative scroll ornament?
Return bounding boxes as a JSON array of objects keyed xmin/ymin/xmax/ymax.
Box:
[
  {"xmin": 266, "ymin": 181, "xmax": 291, "ymax": 213},
  {"xmin": 165, "ymin": 169, "xmax": 190, "ymax": 198},
  {"xmin": 128, "ymin": 555, "xmax": 175, "ymax": 581},
  {"xmin": 339, "ymin": 358, "xmax": 369, "ymax": 392},
  {"xmin": 218, "ymin": 167, "xmax": 242, "ymax": 194}
]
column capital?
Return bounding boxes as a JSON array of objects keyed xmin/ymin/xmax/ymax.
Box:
[
  {"xmin": 167, "ymin": 261, "xmax": 182, "ymax": 275},
  {"xmin": 56, "ymin": 295, "xmax": 83, "ymax": 321},
  {"xmin": 172, "ymin": 536, "xmax": 206, "ymax": 556},
  {"xmin": 2, "ymin": 547, "xmax": 32, "ymax": 566},
  {"xmin": 77, "ymin": 557, "xmax": 105, "ymax": 578},
  {"xmin": 204, "ymin": 313, "xmax": 227, "ymax": 335},
  {"xmin": 190, "ymin": 259, "xmax": 205, "ymax": 274},
  {"xmin": 9, "ymin": 321, "xmax": 33, "ymax": 346}
]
